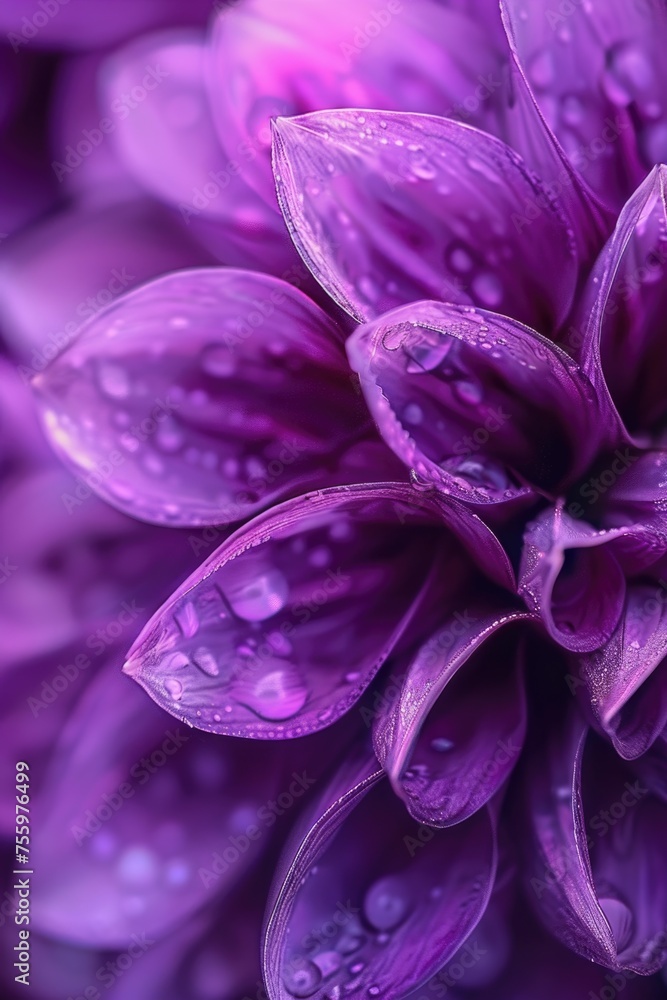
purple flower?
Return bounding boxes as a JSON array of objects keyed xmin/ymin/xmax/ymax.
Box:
[{"xmin": 5, "ymin": 1, "xmax": 667, "ymax": 998}]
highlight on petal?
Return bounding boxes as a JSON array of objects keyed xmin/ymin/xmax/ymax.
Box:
[
  {"xmin": 262, "ymin": 747, "xmax": 497, "ymax": 1000},
  {"xmin": 501, "ymin": 0, "xmax": 667, "ymax": 209},
  {"xmin": 373, "ymin": 605, "xmax": 532, "ymax": 826},
  {"xmin": 348, "ymin": 300, "xmax": 601, "ymax": 507},
  {"xmin": 123, "ymin": 483, "xmax": 491, "ymax": 738},
  {"xmin": 31, "ymin": 664, "xmax": 282, "ymax": 948},
  {"xmin": 525, "ymin": 708, "xmax": 667, "ymax": 975},
  {"xmin": 575, "ymin": 583, "xmax": 667, "ymax": 759},
  {"xmin": 272, "ymin": 109, "xmax": 579, "ymax": 329},
  {"xmin": 576, "ymin": 167, "xmax": 667, "ymax": 440},
  {"xmin": 208, "ymin": 0, "xmax": 506, "ymax": 202},
  {"xmin": 33, "ymin": 267, "xmax": 367, "ymax": 527},
  {"xmin": 519, "ymin": 503, "xmax": 629, "ymax": 653}
]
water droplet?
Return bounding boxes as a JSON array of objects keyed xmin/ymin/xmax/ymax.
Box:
[
  {"xmin": 241, "ymin": 667, "xmax": 308, "ymax": 721},
  {"xmin": 283, "ymin": 959, "xmax": 322, "ymax": 998},
  {"xmin": 313, "ymin": 952, "xmax": 341, "ymax": 979},
  {"xmin": 430, "ymin": 737, "xmax": 454, "ymax": 752},
  {"xmin": 97, "ymin": 361, "xmax": 130, "ymax": 400},
  {"xmin": 364, "ymin": 875, "xmax": 413, "ymax": 931},
  {"xmin": 405, "ymin": 337, "xmax": 451, "ymax": 373},
  {"xmin": 602, "ymin": 43, "xmax": 653, "ymax": 107},
  {"xmin": 411, "ymin": 157, "xmax": 436, "ymax": 180},
  {"xmin": 368, "ymin": 988, "xmax": 380, "ymax": 997},
  {"xmin": 193, "ymin": 647, "xmax": 219, "ymax": 677},
  {"xmin": 599, "ymin": 896, "xmax": 634, "ymax": 951},
  {"xmin": 161, "ymin": 651, "xmax": 190, "ymax": 671},
  {"xmin": 201, "ymin": 344, "xmax": 235, "ymax": 378},
  {"xmin": 156, "ymin": 417, "xmax": 184, "ymax": 453},
  {"xmin": 528, "ymin": 49, "xmax": 555, "ymax": 88},
  {"xmin": 309, "ymin": 546, "xmax": 331, "ymax": 568},
  {"xmin": 453, "ymin": 379, "xmax": 483, "ymax": 405},
  {"xmin": 117, "ymin": 846, "xmax": 157, "ymax": 886},
  {"xmin": 337, "ymin": 932, "xmax": 365, "ymax": 955},
  {"xmin": 164, "ymin": 678, "xmax": 183, "ymax": 701},
  {"xmin": 345, "ymin": 671, "xmax": 361, "ymax": 683},
  {"xmin": 472, "ymin": 272, "xmax": 503, "ymax": 307},
  {"xmin": 448, "ymin": 246, "xmax": 473, "ymax": 273},
  {"xmin": 175, "ymin": 601, "xmax": 199, "ymax": 638},
  {"xmin": 226, "ymin": 569, "xmax": 289, "ymax": 621},
  {"xmin": 403, "ymin": 403, "xmax": 423, "ymax": 425}
]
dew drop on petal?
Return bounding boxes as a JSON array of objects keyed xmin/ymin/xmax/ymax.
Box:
[
  {"xmin": 240, "ymin": 667, "xmax": 307, "ymax": 721},
  {"xmin": 164, "ymin": 678, "xmax": 183, "ymax": 701},
  {"xmin": 97, "ymin": 361, "xmax": 130, "ymax": 400},
  {"xmin": 364, "ymin": 875, "xmax": 413, "ymax": 931},
  {"xmin": 471, "ymin": 272, "xmax": 503, "ymax": 308},
  {"xmin": 226, "ymin": 569, "xmax": 289, "ymax": 621},
  {"xmin": 453, "ymin": 379, "xmax": 483, "ymax": 405},
  {"xmin": 201, "ymin": 343, "xmax": 236, "ymax": 377},
  {"xmin": 283, "ymin": 960, "xmax": 322, "ymax": 998},
  {"xmin": 193, "ymin": 647, "xmax": 219, "ymax": 677},
  {"xmin": 403, "ymin": 403, "xmax": 423, "ymax": 425},
  {"xmin": 175, "ymin": 601, "xmax": 199, "ymax": 638},
  {"xmin": 430, "ymin": 737, "xmax": 454, "ymax": 752}
]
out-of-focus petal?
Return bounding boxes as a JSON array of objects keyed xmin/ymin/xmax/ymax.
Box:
[
  {"xmin": 575, "ymin": 167, "xmax": 667, "ymax": 440},
  {"xmin": 208, "ymin": 0, "xmax": 506, "ymax": 203},
  {"xmin": 348, "ymin": 301, "xmax": 601, "ymax": 507},
  {"xmin": 525, "ymin": 709, "xmax": 667, "ymax": 975},
  {"xmin": 373, "ymin": 606, "xmax": 532, "ymax": 826},
  {"xmin": 501, "ymin": 0, "xmax": 667, "ymax": 209},
  {"xmin": 272, "ymin": 110, "xmax": 579, "ymax": 329},
  {"xmin": 101, "ymin": 31, "xmax": 300, "ymax": 275},
  {"xmin": 0, "ymin": 0, "xmax": 213, "ymax": 51},
  {"xmin": 33, "ymin": 267, "xmax": 372, "ymax": 527},
  {"xmin": 519, "ymin": 502, "xmax": 629, "ymax": 652},
  {"xmin": 0, "ymin": 198, "xmax": 213, "ymax": 368},
  {"xmin": 575, "ymin": 583, "xmax": 667, "ymax": 759},
  {"xmin": 31, "ymin": 663, "xmax": 283, "ymax": 948},
  {"xmin": 263, "ymin": 747, "xmax": 498, "ymax": 1000},
  {"xmin": 123, "ymin": 483, "xmax": 484, "ymax": 738}
]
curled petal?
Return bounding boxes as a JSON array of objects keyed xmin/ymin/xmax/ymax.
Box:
[
  {"xmin": 348, "ymin": 301, "xmax": 600, "ymax": 506},
  {"xmin": 374, "ymin": 606, "xmax": 532, "ymax": 826},
  {"xmin": 525, "ymin": 709, "xmax": 667, "ymax": 975},
  {"xmin": 33, "ymin": 268, "xmax": 367, "ymax": 527},
  {"xmin": 31, "ymin": 664, "xmax": 282, "ymax": 948},
  {"xmin": 576, "ymin": 167, "xmax": 667, "ymax": 440},
  {"xmin": 519, "ymin": 503, "xmax": 629, "ymax": 652},
  {"xmin": 123, "ymin": 483, "xmax": 490, "ymax": 738},
  {"xmin": 272, "ymin": 110, "xmax": 579, "ymax": 328},
  {"xmin": 501, "ymin": 0, "xmax": 667, "ymax": 210},
  {"xmin": 575, "ymin": 584, "xmax": 667, "ymax": 759},
  {"xmin": 263, "ymin": 747, "xmax": 497, "ymax": 1000},
  {"xmin": 208, "ymin": 0, "xmax": 506, "ymax": 203}
]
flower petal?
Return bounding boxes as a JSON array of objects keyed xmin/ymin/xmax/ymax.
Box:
[
  {"xmin": 208, "ymin": 0, "xmax": 506, "ymax": 203},
  {"xmin": 263, "ymin": 746, "xmax": 498, "ymax": 1000},
  {"xmin": 576, "ymin": 166, "xmax": 667, "ymax": 440},
  {"xmin": 575, "ymin": 583, "xmax": 667, "ymax": 759},
  {"xmin": 525, "ymin": 709, "xmax": 667, "ymax": 975},
  {"xmin": 519, "ymin": 503, "xmax": 628, "ymax": 652},
  {"xmin": 348, "ymin": 300, "xmax": 600, "ymax": 506},
  {"xmin": 33, "ymin": 267, "xmax": 369, "ymax": 527},
  {"xmin": 272, "ymin": 110, "xmax": 579, "ymax": 328},
  {"xmin": 501, "ymin": 0, "xmax": 667, "ymax": 209},
  {"xmin": 0, "ymin": 198, "xmax": 212, "ymax": 367},
  {"xmin": 101, "ymin": 32, "xmax": 300, "ymax": 276},
  {"xmin": 373, "ymin": 605, "xmax": 532, "ymax": 826},
  {"xmin": 31, "ymin": 664, "xmax": 283, "ymax": 948},
  {"xmin": 122, "ymin": 483, "xmax": 489, "ymax": 738}
]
